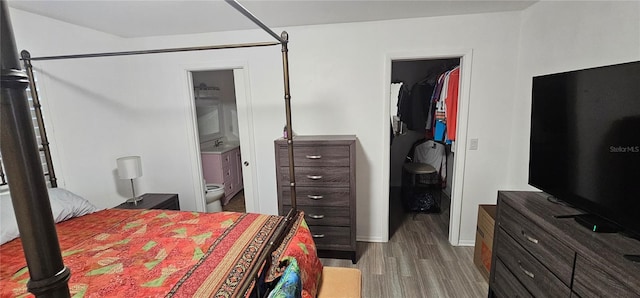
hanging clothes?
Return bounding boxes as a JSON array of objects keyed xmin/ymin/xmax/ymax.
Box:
[
  {"xmin": 396, "ymin": 84, "xmax": 411, "ymax": 128},
  {"xmin": 408, "ymin": 82, "xmax": 435, "ymax": 133},
  {"xmin": 429, "ymin": 65, "xmax": 460, "ymax": 144},
  {"xmin": 426, "ymin": 73, "xmax": 445, "ymax": 131},
  {"xmin": 390, "ymin": 83, "xmax": 403, "ymax": 136},
  {"xmin": 433, "ymin": 70, "xmax": 450, "ymax": 142},
  {"xmin": 396, "ymin": 81, "xmax": 434, "ymax": 134},
  {"xmin": 396, "ymin": 63, "xmax": 459, "ymax": 137},
  {"xmin": 434, "ymin": 120, "xmax": 446, "ymax": 141},
  {"xmin": 445, "ymin": 66, "xmax": 460, "ymax": 142}
]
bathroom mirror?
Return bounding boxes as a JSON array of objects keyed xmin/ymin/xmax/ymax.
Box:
[
  {"xmin": 196, "ymin": 101, "xmax": 223, "ymax": 142},
  {"xmin": 193, "ymin": 81, "xmax": 223, "ymax": 143}
]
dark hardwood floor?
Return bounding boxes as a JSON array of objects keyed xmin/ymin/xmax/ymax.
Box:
[
  {"xmin": 320, "ymin": 188, "xmax": 488, "ymax": 297},
  {"xmin": 225, "ymin": 187, "xmax": 487, "ymax": 296}
]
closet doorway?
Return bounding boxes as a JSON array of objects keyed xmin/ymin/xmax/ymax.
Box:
[
  {"xmin": 385, "ymin": 51, "xmax": 472, "ymax": 245},
  {"xmin": 187, "ymin": 67, "xmax": 258, "ymax": 214}
]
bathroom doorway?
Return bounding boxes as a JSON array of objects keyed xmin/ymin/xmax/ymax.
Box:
[{"xmin": 191, "ymin": 69, "xmax": 246, "ymax": 212}]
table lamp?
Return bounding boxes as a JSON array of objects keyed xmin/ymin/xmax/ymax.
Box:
[{"xmin": 117, "ymin": 156, "xmax": 143, "ymax": 205}]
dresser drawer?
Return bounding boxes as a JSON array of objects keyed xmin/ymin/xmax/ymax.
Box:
[
  {"xmin": 279, "ymin": 166, "xmax": 350, "ymax": 187},
  {"xmin": 280, "ymin": 187, "xmax": 349, "ymax": 207},
  {"xmin": 573, "ymin": 254, "xmax": 639, "ymax": 297},
  {"xmin": 495, "ymin": 228, "xmax": 571, "ymax": 296},
  {"xmin": 284, "ymin": 205, "xmax": 350, "ymax": 226},
  {"xmin": 277, "ymin": 145, "xmax": 350, "ymax": 167},
  {"xmin": 308, "ymin": 226, "xmax": 351, "ymax": 250},
  {"xmin": 492, "ymin": 259, "xmax": 532, "ymax": 298},
  {"xmin": 498, "ymin": 201, "xmax": 574, "ymax": 285}
]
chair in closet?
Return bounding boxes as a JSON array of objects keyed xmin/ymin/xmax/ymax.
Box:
[{"xmin": 401, "ymin": 139, "xmax": 446, "ymax": 213}]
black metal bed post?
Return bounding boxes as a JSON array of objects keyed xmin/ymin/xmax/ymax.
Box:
[
  {"xmin": 223, "ymin": 0, "xmax": 297, "ymax": 214},
  {"xmin": 0, "ymin": 2, "xmax": 71, "ymax": 297},
  {"xmin": 22, "ymin": 41, "xmax": 279, "ymax": 61},
  {"xmin": 21, "ymin": 50, "xmax": 57, "ymax": 188},
  {"xmin": 224, "ymin": 0, "xmax": 285, "ymax": 43},
  {"xmin": 280, "ymin": 31, "xmax": 297, "ymax": 212}
]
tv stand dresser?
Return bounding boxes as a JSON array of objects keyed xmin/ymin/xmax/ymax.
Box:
[{"xmin": 489, "ymin": 191, "xmax": 640, "ymax": 297}]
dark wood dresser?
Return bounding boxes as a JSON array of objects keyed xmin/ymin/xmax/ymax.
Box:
[
  {"xmin": 275, "ymin": 135, "xmax": 357, "ymax": 263},
  {"xmin": 489, "ymin": 191, "xmax": 640, "ymax": 297}
]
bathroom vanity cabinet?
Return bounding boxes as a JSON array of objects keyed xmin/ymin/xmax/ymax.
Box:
[{"xmin": 201, "ymin": 145, "xmax": 243, "ymax": 205}]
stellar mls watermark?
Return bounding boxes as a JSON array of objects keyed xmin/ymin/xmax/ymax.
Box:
[{"xmin": 609, "ymin": 146, "xmax": 640, "ymax": 153}]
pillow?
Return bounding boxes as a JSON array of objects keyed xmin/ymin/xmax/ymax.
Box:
[
  {"xmin": 268, "ymin": 257, "xmax": 302, "ymax": 298},
  {"xmin": 47, "ymin": 188, "xmax": 99, "ymax": 222},
  {"xmin": 0, "ymin": 188, "xmax": 99, "ymax": 245}
]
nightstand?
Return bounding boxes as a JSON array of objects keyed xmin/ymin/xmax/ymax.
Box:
[{"xmin": 114, "ymin": 193, "xmax": 180, "ymax": 210}]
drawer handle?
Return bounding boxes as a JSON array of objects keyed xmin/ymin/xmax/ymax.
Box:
[
  {"xmin": 307, "ymin": 195, "xmax": 324, "ymax": 200},
  {"xmin": 306, "ymin": 175, "xmax": 323, "ymax": 180},
  {"xmin": 306, "ymin": 155, "xmax": 322, "ymax": 159},
  {"xmin": 312, "ymin": 234, "xmax": 325, "ymax": 238},
  {"xmin": 518, "ymin": 262, "xmax": 535, "ymax": 279},
  {"xmin": 309, "ymin": 214, "xmax": 325, "ymax": 219},
  {"xmin": 521, "ymin": 231, "xmax": 539, "ymax": 244}
]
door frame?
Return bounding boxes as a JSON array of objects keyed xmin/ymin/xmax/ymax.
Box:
[
  {"xmin": 182, "ymin": 61, "xmax": 259, "ymax": 213},
  {"xmin": 382, "ymin": 49, "xmax": 474, "ymax": 245}
]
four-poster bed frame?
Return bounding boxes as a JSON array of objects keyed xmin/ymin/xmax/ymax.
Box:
[{"xmin": 0, "ymin": 0, "xmax": 301, "ymax": 296}]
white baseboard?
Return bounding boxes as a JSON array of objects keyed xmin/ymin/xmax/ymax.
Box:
[
  {"xmin": 457, "ymin": 239, "xmax": 475, "ymax": 246},
  {"xmin": 355, "ymin": 237, "xmax": 475, "ymax": 245},
  {"xmin": 356, "ymin": 235, "xmax": 387, "ymax": 242}
]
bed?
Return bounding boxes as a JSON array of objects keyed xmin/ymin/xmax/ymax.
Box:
[
  {"xmin": 0, "ymin": 1, "xmax": 319, "ymax": 297},
  {"xmin": 0, "ymin": 189, "xmax": 322, "ymax": 297}
]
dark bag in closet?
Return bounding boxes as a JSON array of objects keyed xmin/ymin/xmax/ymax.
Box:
[{"xmin": 403, "ymin": 191, "xmax": 440, "ymax": 213}]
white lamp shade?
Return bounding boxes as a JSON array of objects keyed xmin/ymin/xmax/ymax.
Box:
[{"xmin": 117, "ymin": 156, "xmax": 142, "ymax": 179}]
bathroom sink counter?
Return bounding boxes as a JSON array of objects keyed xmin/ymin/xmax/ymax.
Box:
[{"xmin": 200, "ymin": 143, "xmax": 240, "ymax": 154}]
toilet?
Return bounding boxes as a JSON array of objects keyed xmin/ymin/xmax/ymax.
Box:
[{"xmin": 205, "ymin": 183, "xmax": 224, "ymax": 212}]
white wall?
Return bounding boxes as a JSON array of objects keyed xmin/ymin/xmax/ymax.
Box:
[
  {"xmin": 254, "ymin": 13, "xmax": 522, "ymax": 242},
  {"xmin": 506, "ymin": 1, "xmax": 640, "ymax": 191},
  {"xmin": 10, "ymin": 7, "xmax": 525, "ymax": 243},
  {"xmin": 9, "ymin": 9, "xmax": 138, "ymax": 209},
  {"xmin": 24, "ymin": 3, "xmax": 638, "ymax": 244}
]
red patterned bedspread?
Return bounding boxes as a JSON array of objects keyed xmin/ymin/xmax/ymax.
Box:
[{"xmin": 0, "ymin": 209, "xmax": 284, "ymax": 297}]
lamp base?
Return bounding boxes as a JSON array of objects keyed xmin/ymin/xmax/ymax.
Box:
[{"xmin": 126, "ymin": 196, "xmax": 143, "ymax": 205}]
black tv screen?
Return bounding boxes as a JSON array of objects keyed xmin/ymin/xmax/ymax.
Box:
[{"xmin": 529, "ymin": 61, "xmax": 640, "ymax": 237}]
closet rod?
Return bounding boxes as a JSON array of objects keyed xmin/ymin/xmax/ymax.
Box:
[{"xmin": 22, "ymin": 41, "xmax": 280, "ymax": 61}]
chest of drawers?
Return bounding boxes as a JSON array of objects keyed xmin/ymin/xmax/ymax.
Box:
[
  {"xmin": 489, "ymin": 191, "xmax": 640, "ymax": 297},
  {"xmin": 275, "ymin": 135, "xmax": 356, "ymax": 262}
]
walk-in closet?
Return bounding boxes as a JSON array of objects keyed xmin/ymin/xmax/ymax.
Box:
[{"xmin": 388, "ymin": 58, "xmax": 461, "ymax": 239}]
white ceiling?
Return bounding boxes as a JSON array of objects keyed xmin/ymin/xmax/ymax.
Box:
[{"xmin": 8, "ymin": 0, "xmax": 537, "ymax": 38}]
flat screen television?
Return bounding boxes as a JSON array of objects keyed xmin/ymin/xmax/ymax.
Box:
[{"xmin": 529, "ymin": 61, "xmax": 640, "ymax": 238}]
